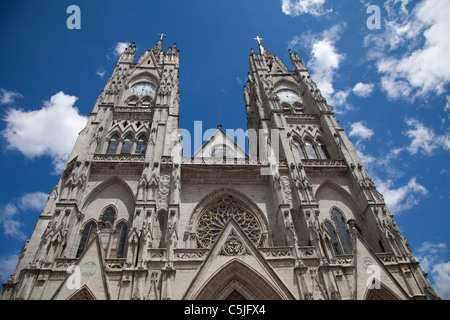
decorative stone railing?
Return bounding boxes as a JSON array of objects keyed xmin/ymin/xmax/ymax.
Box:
[
  {"xmin": 259, "ymin": 247, "xmax": 293, "ymax": 258},
  {"xmin": 176, "ymin": 157, "xmax": 288, "ymax": 167},
  {"xmin": 114, "ymin": 106, "xmax": 153, "ymax": 113},
  {"xmin": 334, "ymin": 255, "xmax": 354, "ymax": 266},
  {"xmin": 93, "ymin": 154, "xmax": 145, "ymax": 163},
  {"xmin": 105, "ymin": 258, "xmax": 127, "ymax": 270},
  {"xmin": 298, "ymin": 246, "xmax": 317, "ymax": 259},
  {"xmin": 377, "ymin": 253, "xmax": 401, "ymax": 264},
  {"xmin": 54, "ymin": 258, "xmax": 78, "ymax": 269},
  {"xmin": 147, "ymin": 248, "xmax": 166, "ymax": 260},
  {"xmin": 301, "ymin": 159, "xmax": 346, "ymax": 168},
  {"xmin": 285, "ymin": 114, "xmax": 320, "ymax": 123},
  {"xmin": 174, "ymin": 248, "xmax": 209, "ymax": 260}
]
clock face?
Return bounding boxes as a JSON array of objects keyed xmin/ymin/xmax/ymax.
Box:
[
  {"xmin": 277, "ymin": 90, "xmax": 299, "ymax": 103},
  {"xmin": 211, "ymin": 145, "xmax": 233, "ymax": 158},
  {"xmin": 130, "ymin": 82, "xmax": 155, "ymax": 96}
]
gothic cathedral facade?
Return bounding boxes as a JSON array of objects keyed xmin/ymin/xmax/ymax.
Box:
[{"xmin": 1, "ymin": 39, "xmax": 439, "ymax": 300}]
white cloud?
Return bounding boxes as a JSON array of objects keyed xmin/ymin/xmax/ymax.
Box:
[
  {"xmin": 365, "ymin": 0, "xmax": 450, "ymax": 101},
  {"xmin": 414, "ymin": 241, "xmax": 450, "ymax": 299},
  {"xmin": 0, "ymin": 192, "xmax": 47, "ymax": 240},
  {"xmin": 1, "ymin": 91, "xmax": 88, "ymax": 173},
  {"xmin": 349, "ymin": 121, "xmax": 374, "ymax": 140},
  {"xmin": 375, "ymin": 177, "xmax": 428, "ymax": 214},
  {"xmin": 352, "ymin": 82, "xmax": 375, "ymax": 98},
  {"xmin": 404, "ymin": 118, "xmax": 450, "ymax": 156},
  {"xmin": 355, "ymin": 148, "xmax": 377, "ymax": 167},
  {"xmin": 96, "ymin": 70, "xmax": 106, "ymax": 78},
  {"xmin": 0, "ymin": 253, "xmax": 19, "ymax": 284},
  {"xmin": 290, "ymin": 24, "xmax": 351, "ymax": 113},
  {"xmin": 114, "ymin": 42, "xmax": 131, "ymax": 56},
  {"xmin": 431, "ymin": 261, "xmax": 450, "ymax": 300},
  {"xmin": 281, "ymin": 0, "xmax": 330, "ymax": 16},
  {"xmin": 16, "ymin": 192, "xmax": 48, "ymax": 212},
  {"xmin": 0, "ymin": 88, "xmax": 23, "ymax": 105}
]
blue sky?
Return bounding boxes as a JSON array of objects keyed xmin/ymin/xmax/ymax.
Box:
[{"xmin": 0, "ymin": 0, "xmax": 449, "ymax": 298}]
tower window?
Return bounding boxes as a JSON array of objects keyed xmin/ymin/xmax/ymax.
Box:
[
  {"xmin": 325, "ymin": 221, "xmax": 343, "ymax": 255},
  {"xmin": 136, "ymin": 136, "xmax": 147, "ymax": 154},
  {"xmin": 99, "ymin": 207, "xmax": 117, "ymax": 257},
  {"xmin": 107, "ymin": 135, "xmax": 119, "ymax": 153},
  {"xmin": 317, "ymin": 140, "xmax": 330, "ymax": 159},
  {"xmin": 293, "ymin": 140, "xmax": 306, "ymax": 159},
  {"xmin": 76, "ymin": 221, "xmax": 97, "ymax": 258},
  {"xmin": 121, "ymin": 135, "xmax": 133, "ymax": 154},
  {"xmin": 110, "ymin": 222, "xmax": 128, "ymax": 259},
  {"xmin": 304, "ymin": 140, "xmax": 318, "ymax": 159},
  {"xmin": 331, "ymin": 209, "xmax": 353, "ymax": 255},
  {"xmin": 128, "ymin": 98, "xmax": 137, "ymax": 106},
  {"xmin": 142, "ymin": 98, "xmax": 151, "ymax": 107},
  {"xmin": 101, "ymin": 207, "xmax": 116, "ymax": 229}
]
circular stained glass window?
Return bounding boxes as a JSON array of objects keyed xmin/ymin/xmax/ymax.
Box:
[{"xmin": 196, "ymin": 196, "xmax": 262, "ymax": 248}]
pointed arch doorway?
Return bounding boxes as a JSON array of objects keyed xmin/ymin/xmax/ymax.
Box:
[{"xmin": 194, "ymin": 260, "xmax": 284, "ymax": 300}]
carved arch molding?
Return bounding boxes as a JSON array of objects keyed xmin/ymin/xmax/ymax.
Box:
[{"xmin": 195, "ymin": 261, "xmax": 284, "ymax": 300}]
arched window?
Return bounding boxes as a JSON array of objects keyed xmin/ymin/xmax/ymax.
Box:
[
  {"xmin": 293, "ymin": 104, "xmax": 304, "ymax": 114},
  {"xmin": 101, "ymin": 207, "xmax": 115, "ymax": 229},
  {"xmin": 110, "ymin": 222, "xmax": 128, "ymax": 259},
  {"xmin": 304, "ymin": 139, "xmax": 318, "ymax": 159},
  {"xmin": 100, "ymin": 207, "xmax": 116, "ymax": 256},
  {"xmin": 121, "ymin": 135, "xmax": 133, "ymax": 154},
  {"xmin": 107, "ymin": 135, "xmax": 119, "ymax": 153},
  {"xmin": 76, "ymin": 221, "xmax": 97, "ymax": 258},
  {"xmin": 142, "ymin": 98, "xmax": 151, "ymax": 107},
  {"xmin": 128, "ymin": 98, "xmax": 137, "ymax": 106},
  {"xmin": 324, "ymin": 221, "xmax": 343, "ymax": 255},
  {"xmin": 317, "ymin": 140, "xmax": 330, "ymax": 159},
  {"xmin": 196, "ymin": 195, "xmax": 262, "ymax": 248},
  {"xmin": 135, "ymin": 136, "xmax": 147, "ymax": 154},
  {"xmin": 331, "ymin": 209, "xmax": 353, "ymax": 254},
  {"xmin": 293, "ymin": 140, "xmax": 306, "ymax": 159}
]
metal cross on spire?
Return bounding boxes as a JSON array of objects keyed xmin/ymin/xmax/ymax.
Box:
[
  {"xmin": 254, "ymin": 36, "xmax": 264, "ymax": 45},
  {"xmin": 157, "ymin": 33, "xmax": 167, "ymax": 41}
]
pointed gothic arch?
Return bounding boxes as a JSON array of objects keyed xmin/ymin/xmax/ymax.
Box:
[
  {"xmin": 126, "ymin": 71, "xmax": 159, "ymax": 87},
  {"xmin": 364, "ymin": 283, "xmax": 401, "ymax": 300},
  {"xmin": 106, "ymin": 134, "xmax": 120, "ymax": 153},
  {"xmin": 67, "ymin": 285, "xmax": 97, "ymax": 300},
  {"xmin": 315, "ymin": 180, "xmax": 362, "ymax": 214},
  {"xmin": 193, "ymin": 260, "xmax": 285, "ymax": 300},
  {"xmin": 81, "ymin": 176, "xmax": 136, "ymax": 211}
]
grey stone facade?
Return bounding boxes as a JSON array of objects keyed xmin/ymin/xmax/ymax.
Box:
[{"xmin": 0, "ymin": 40, "xmax": 439, "ymax": 300}]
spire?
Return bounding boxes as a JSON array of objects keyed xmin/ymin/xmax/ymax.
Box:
[
  {"xmin": 157, "ymin": 32, "xmax": 167, "ymax": 43},
  {"xmin": 118, "ymin": 42, "xmax": 136, "ymax": 63},
  {"xmin": 289, "ymin": 49, "xmax": 307, "ymax": 71},
  {"xmin": 254, "ymin": 36, "xmax": 265, "ymax": 55},
  {"xmin": 217, "ymin": 100, "xmax": 222, "ymax": 130},
  {"xmin": 153, "ymin": 33, "xmax": 166, "ymax": 52}
]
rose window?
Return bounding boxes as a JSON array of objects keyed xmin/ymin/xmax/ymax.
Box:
[{"xmin": 196, "ymin": 196, "xmax": 262, "ymax": 248}]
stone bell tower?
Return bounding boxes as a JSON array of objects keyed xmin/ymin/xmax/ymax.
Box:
[
  {"xmin": 242, "ymin": 38, "xmax": 439, "ymax": 300},
  {"xmin": 1, "ymin": 36, "xmax": 183, "ymax": 300}
]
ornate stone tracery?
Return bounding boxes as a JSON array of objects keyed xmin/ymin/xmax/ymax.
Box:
[{"xmin": 196, "ymin": 196, "xmax": 262, "ymax": 248}]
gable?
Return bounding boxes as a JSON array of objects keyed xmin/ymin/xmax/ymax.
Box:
[
  {"xmin": 51, "ymin": 235, "xmax": 110, "ymax": 300},
  {"xmin": 183, "ymin": 219, "xmax": 294, "ymax": 300},
  {"xmin": 192, "ymin": 128, "xmax": 248, "ymax": 159},
  {"xmin": 353, "ymin": 231, "xmax": 409, "ymax": 300}
]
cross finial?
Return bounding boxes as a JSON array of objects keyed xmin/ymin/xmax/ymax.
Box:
[
  {"xmin": 254, "ymin": 36, "xmax": 263, "ymax": 45},
  {"xmin": 157, "ymin": 33, "xmax": 167, "ymax": 41}
]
